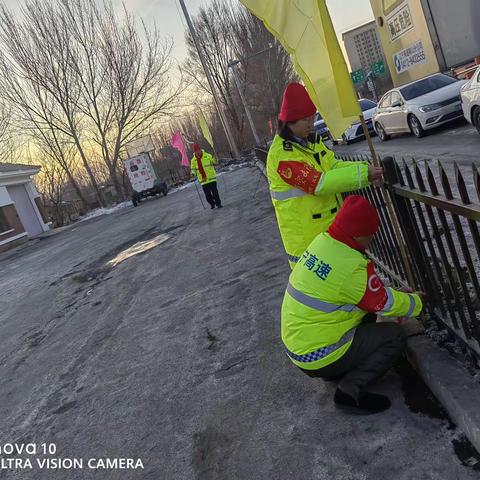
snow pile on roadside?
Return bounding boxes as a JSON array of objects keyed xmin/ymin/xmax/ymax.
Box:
[
  {"xmin": 169, "ymin": 182, "xmax": 195, "ymax": 194},
  {"xmin": 218, "ymin": 160, "xmax": 253, "ymax": 174},
  {"xmin": 77, "ymin": 200, "xmax": 133, "ymax": 222}
]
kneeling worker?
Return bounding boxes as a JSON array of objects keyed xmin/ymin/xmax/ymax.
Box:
[
  {"xmin": 281, "ymin": 195, "xmax": 425, "ymax": 415},
  {"xmin": 191, "ymin": 143, "xmax": 222, "ymax": 209}
]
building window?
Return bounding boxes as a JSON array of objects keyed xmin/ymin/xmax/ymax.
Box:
[{"xmin": 0, "ymin": 208, "xmax": 11, "ymax": 234}]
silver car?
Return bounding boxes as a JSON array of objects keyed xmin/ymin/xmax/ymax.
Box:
[{"xmin": 373, "ymin": 73, "xmax": 466, "ymax": 141}]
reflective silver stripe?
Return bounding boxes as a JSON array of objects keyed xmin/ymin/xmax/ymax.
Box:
[
  {"xmin": 315, "ymin": 172, "xmax": 327, "ymax": 195},
  {"xmin": 285, "ymin": 328, "xmax": 356, "ymax": 363},
  {"xmin": 357, "ymin": 163, "xmax": 362, "ymax": 189},
  {"xmin": 286, "ymin": 283, "xmax": 360, "ymax": 313},
  {"xmin": 270, "ymin": 188, "xmax": 308, "ymax": 201},
  {"xmin": 405, "ymin": 294, "xmax": 416, "ymax": 317},
  {"xmin": 288, "ymin": 254, "xmax": 300, "ymax": 264},
  {"xmin": 378, "ymin": 288, "xmax": 394, "ymax": 314}
]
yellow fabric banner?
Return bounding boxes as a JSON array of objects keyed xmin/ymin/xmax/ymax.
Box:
[
  {"xmin": 239, "ymin": 0, "xmax": 360, "ymax": 138},
  {"xmin": 198, "ymin": 110, "xmax": 214, "ymax": 149}
]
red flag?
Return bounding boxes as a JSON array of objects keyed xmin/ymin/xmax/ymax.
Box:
[{"xmin": 171, "ymin": 131, "xmax": 190, "ymax": 167}]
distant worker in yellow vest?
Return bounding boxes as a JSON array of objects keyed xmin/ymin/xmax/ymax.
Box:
[
  {"xmin": 191, "ymin": 144, "xmax": 222, "ymax": 209},
  {"xmin": 267, "ymin": 83, "xmax": 384, "ymax": 268},
  {"xmin": 282, "ymin": 195, "xmax": 425, "ymax": 415}
]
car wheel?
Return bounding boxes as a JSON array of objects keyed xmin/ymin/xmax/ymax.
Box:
[
  {"xmin": 408, "ymin": 114, "xmax": 425, "ymax": 138},
  {"xmin": 472, "ymin": 107, "xmax": 480, "ymax": 135},
  {"xmin": 375, "ymin": 122, "xmax": 390, "ymax": 142}
]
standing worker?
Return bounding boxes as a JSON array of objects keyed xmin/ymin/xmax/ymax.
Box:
[
  {"xmin": 191, "ymin": 143, "xmax": 223, "ymax": 209},
  {"xmin": 281, "ymin": 196, "xmax": 425, "ymax": 414},
  {"xmin": 267, "ymin": 82, "xmax": 383, "ymax": 268}
]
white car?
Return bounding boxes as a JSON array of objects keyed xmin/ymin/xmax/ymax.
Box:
[
  {"xmin": 461, "ymin": 67, "xmax": 480, "ymax": 134},
  {"xmin": 342, "ymin": 99, "xmax": 377, "ymax": 144},
  {"xmin": 373, "ymin": 73, "xmax": 466, "ymax": 140}
]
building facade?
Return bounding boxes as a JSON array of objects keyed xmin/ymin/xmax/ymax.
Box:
[
  {"xmin": 370, "ymin": 0, "xmax": 480, "ymax": 86},
  {"xmin": 343, "ymin": 21, "xmax": 385, "ymax": 74},
  {"xmin": 0, "ymin": 163, "xmax": 50, "ymax": 252},
  {"xmin": 343, "ymin": 21, "xmax": 393, "ymax": 99}
]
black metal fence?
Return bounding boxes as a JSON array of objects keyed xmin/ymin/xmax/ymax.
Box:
[{"xmin": 337, "ymin": 153, "xmax": 480, "ymax": 359}]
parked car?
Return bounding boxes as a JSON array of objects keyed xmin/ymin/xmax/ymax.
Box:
[
  {"xmin": 313, "ymin": 112, "xmax": 330, "ymax": 140},
  {"xmin": 461, "ymin": 67, "xmax": 480, "ymax": 134},
  {"xmin": 341, "ymin": 99, "xmax": 377, "ymax": 144},
  {"xmin": 373, "ymin": 73, "xmax": 466, "ymax": 140},
  {"xmin": 124, "ymin": 153, "xmax": 168, "ymax": 207}
]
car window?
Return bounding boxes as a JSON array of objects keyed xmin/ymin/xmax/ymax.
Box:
[
  {"xmin": 400, "ymin": 74, "xmax": 458, "ymax": 100},
  {"xmin": 359, "ymin": 99, "xmax": 377, "ymax": 111},
  {"xmin": 390, "ymin": 92, "xmax": 402, "ymax": 105},
  {"xmin": 379, "ymin": 94, "xmax": 391, "ymax": 109}
]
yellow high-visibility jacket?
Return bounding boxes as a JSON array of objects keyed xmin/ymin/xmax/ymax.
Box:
[
  {"xmin": 282, "ymin": 232, "xmax": 423, "ymax": 370},
  {"xmin": 267, "ymin": 133, "xmax": 369, "ymax": 268},
  {"xmin": 191, "ymin": 152, "xmax": 217, "ymax": 185}
]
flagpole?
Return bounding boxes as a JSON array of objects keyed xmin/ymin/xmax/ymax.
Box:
[
  {"xmin": 193, "ymin": 180, "xmax": 206, "ymax": 209},
  {"xmin": 359, "ymin": 114, "xmax": 415, "ymax": 287},
  {"xmin": 177, "ymin": 0, "xmax": 240, "ymax": 160}
]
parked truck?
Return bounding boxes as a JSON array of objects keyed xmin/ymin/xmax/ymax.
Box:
[{"xmin": 124, "ymin": 153, "xmax": 168, "ymax": 207}]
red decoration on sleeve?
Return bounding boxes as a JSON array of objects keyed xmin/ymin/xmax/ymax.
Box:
[
  {"xmin": 357, "ymin": 262, "xmax": 389, "ymax": 313},
  {"xmin": 277, "ymin": 161, "xmax": 322, "ymax": 194}
]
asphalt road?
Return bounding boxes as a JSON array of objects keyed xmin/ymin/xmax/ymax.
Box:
[
  {"xmin": 333, "ymin": 119, "xmax": 480, "ymax": 167},
  {"xmin": 0, "ymin": 165, "xmax": 478, "ymax": 479}
]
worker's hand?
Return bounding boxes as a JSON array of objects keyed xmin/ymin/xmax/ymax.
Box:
[
  {"xmin": 415, "ymin": 291, "xmax": 427, "ymax": 304},
  {"xmin": 368, "ymin": 166, "xmax": 384, "ymax": 184}
]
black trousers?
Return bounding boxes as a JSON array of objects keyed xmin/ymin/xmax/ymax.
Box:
[
  {"xmin": 202, "ymin": 181, "xmax": 222, "ymax": 207},
  {"xmin": 301, "ymin": 317, "xmax": 407, "ymax": 399}
]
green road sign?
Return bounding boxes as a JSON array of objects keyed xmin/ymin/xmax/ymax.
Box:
[
  {"xmin": 351, "ymin": 69, "xmax": 365, "ymax": 84},
  {"xmin": 372, "ymin": 60, "xmax": 386, "ymax": 77}
]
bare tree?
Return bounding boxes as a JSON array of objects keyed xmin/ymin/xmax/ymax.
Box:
[
  {"xmin": 0, "ymin": 0, "xmax": 107, "ymax": 205},
  {"xmin": 61, "ymin": 0, "xmax": 182, "ymax": 199},
  {"xmin": 0, "ymin": 0, "xmax": 182, "ymax": 205},
  {"xmin": 183, "ymin": 0, "xmax": 297, "ymax": 149}
]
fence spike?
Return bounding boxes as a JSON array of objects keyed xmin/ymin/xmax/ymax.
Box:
[
  {"xmin": 403, "ymin": 158, "xmax": 415, "ymax": 189},
  {"xmin": 455, "ymin": 162, "xmax": 471, "ymax": 205},
  {"xmin": 473, "ymin": 163, "xmax": 480, "ymax": 204},
  {"xmin": 395, "ymin": 157, "xmax": 406, "ymax": 187},
  {"xmin": 426, "ymin": 161, "xmax": 439, "ymax": 196},
  {"xmin": 414, "ymin": 160, "xmax": 427, "ymax": 192},
  {"xmin": 438, "ymin": 160, "xmax": 453, "ymax": 200}
]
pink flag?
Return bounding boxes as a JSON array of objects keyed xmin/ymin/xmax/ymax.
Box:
[{"xmin": 171, "ymin": 131, "xmax": 190, "ymax": 167}]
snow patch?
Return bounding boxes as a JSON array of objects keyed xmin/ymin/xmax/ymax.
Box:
[{"xmin": 77, "ymin": 201, "xmax": 132, "ymax": 222}]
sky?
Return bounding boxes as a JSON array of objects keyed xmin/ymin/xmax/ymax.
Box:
[{"xmin": 1, "ymin": 0, "xmax": 375, "ymax": 64}]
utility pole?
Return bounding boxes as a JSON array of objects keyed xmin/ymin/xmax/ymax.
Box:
[
  {"xmin": 177, "ymin": 0, "xmax": 240, "ymax": 159},
  {"xmin": 228, "ymin": 60, "xmax": 261, "ymax": 146}
]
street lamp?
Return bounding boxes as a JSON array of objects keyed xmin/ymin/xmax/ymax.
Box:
[{"xmin": 228, "ymin": 45, "xmax": 274, "ymax": 147}]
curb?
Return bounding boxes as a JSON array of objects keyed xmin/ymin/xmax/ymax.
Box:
[{"xmin": 407, "ymin": 332, "xmax": 480, "ymax": 452}]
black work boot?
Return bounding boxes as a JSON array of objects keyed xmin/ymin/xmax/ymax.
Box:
[
  {"xmin": 210, "ymin": 204, "xmax": 215, "ymax": 209},
  {"xmin": 334, "ymin": 388, "xmax": 391, "ymax": 415}
]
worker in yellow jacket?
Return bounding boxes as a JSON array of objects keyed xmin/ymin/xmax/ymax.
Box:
[
  {"xmin": 191, "ymin": 143, "xmax": 222, "ymax": 209},
  {"xmin": 267, "ymin": 83, "xmax": 384, "ymax": 268},
  {"xmin": 282, "ymin": 195, "xmax": 425, "ymax": 415}
]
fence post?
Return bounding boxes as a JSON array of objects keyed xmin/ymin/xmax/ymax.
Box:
[{"xmin": 382, "ymin": 157, "xmax": 435, "ymax": 300}]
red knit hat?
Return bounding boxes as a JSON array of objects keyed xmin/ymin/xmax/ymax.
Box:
[
  {"xmin": 193, "ymin": 143, "xmax": 201, "ymax": 152},
  {"xmin": 278, "ymin": 83, "xmax": 317, "ymax": 122},
  {"xmin": 329, "ymin": 195, "xmax": 380, "ymax": 241}
]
